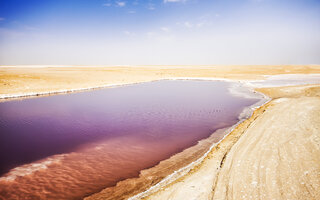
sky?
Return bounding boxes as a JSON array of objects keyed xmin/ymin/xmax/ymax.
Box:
[{"xmin": 0, "ymin": 0, "xmax": 319, "ymax": 65}]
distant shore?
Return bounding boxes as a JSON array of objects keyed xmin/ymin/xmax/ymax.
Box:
[{"xmin": 1, "ymin": 65, "xmax": 319, "ymax": 100}]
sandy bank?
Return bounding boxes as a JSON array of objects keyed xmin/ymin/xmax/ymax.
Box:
[{"xmin": 129, "ymin": 84, "xmax": 320, "ymax": 200}]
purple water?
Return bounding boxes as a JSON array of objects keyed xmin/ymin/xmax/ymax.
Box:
[{"xmin": 0, "ymin": 80, "xmax": 260, "ymax": 199}]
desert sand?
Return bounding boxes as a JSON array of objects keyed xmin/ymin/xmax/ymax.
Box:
[{"xmin": 0, "ymin": 65, "xmax": 319, "ymax": 200}]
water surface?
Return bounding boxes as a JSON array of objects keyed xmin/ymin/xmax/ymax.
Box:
[{"xmin": 0, "ymin": 80, "xmax": 260, "ymax": 199}]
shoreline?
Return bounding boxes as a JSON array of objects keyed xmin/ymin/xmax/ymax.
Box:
[
  {"xmin": 133, "ymin": 99, "xmax": 273, "ymax": 200},
  {"xmin": 1, "ymin": 73, "xmax": 319, "ymax": 101},
  {"xmin": 0, "ymin": 80, "xmax": 155, "ymax": 101},
  {"xmin": 0, "ymin": 77, "xmax": 246, "ymax": 101},
  {"xmin": 1, "ymin": 65, "xmax": 319, "ymax": 101},
  {"xmin": 126, "ymin": 92, "xmax": 270, "ymax": 200}
]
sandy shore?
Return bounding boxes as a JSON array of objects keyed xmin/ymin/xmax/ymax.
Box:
[
  {"xmin": 1, "ymin": 65, "xmax": 319, "ymax": 200},
  {"xmin": 129, "ymin": 84, "xmax": 320, "ymax": 200}
]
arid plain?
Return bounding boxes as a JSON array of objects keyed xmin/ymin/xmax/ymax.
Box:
[{"xmin": 0, "ymin": 65, "xmax": 319, "ymax": 200}]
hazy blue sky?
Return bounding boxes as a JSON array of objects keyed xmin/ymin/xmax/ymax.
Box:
[{"xmin": 0, "ymin": 0, "xmax": 319, "ymax": 65}]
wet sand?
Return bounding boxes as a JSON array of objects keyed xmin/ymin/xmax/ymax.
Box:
[{"xmin": 130, "ymin": 84, "xmax": 320, "ymax": 200}]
